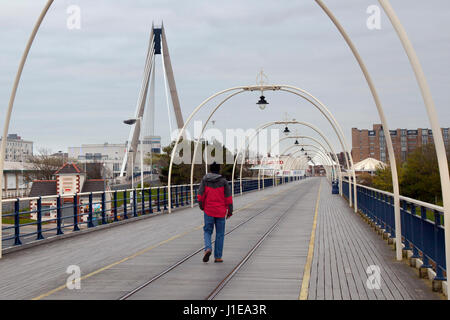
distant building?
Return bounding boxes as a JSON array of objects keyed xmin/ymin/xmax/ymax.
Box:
[
  {"xmin": 29, "ymin": 163, "xmax": 110, "ymax": 222},
  {"xmin": 0, "ymin": 134, "xmax": 33, "ymax": 162},
  {"xmin": 67, "ymin": 136, "xmax": 161, "ymax": 179},
  {"xmin": 352, "ymin": 124, "xmax": 449, "ymax": 163},
  {"xmin": 2, "ymin": 161, "xmax": 35, "ymax": 199},
  {"xmin": 51, "ymin": 151, "xmax": 69, "ymax": 162}
]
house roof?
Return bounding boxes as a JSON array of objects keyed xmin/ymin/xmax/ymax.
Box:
[
  {"xmin": 81, "ymin": 180, "xmax": 105, "ymax": 193},
  {"xmin": 29, "ymin": 180, "xmax": 57, "ymax": 197},
  {"xmin": 54, "ymin": 162, "xmax": 83, "ymax": 174}
]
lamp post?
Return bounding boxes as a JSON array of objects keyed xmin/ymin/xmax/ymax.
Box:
[{"xmin": 123, "ymin": 117, "xmax": 144, "ymax": 189}]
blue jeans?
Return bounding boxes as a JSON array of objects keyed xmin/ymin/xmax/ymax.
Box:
[{"xmin": 203, "ymin": 213, "xmax": 226, "ymax": 259}]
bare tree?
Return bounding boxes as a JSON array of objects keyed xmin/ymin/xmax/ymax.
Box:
[
  {"xmin": 24, "ymin": 148, "xmax": 67, "ymax": 181},
  {"xmin": 85, "ymin": 161, "xmax": 104, "ymax": 179}
]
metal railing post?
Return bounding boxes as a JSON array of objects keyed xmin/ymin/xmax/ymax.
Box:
[
  {"xmin": 410, "ymin": 204, "xmax": 420, "ymax": 260},
  {"xmin": 163, "ymin": 187, "xmax": 167, "ymax": 211},
  {"xmin": 87, "ymin": 193, "xmax": 94, "ymax": 228},
  {"xmin": 133, "ymin": 189, "xmax": 137, "ymax": 217},
  {"xmin": 56, "ymin": 195, "xmax": 63, "ymax": 235},
  {"xmin": 141, "ymin": 188, "xmax": 146, "ymax": 215},
  {"xmin": 113, "ymin": 191, "xmax": 118, "ymax": 222},
  {"xmin": 389, "ymin": 196, "xmax": 395, "ymax": 242},
  {"xmin": 402, "ymin": 200, "xmax": 411, "ymax": 251},
  {"xmin": 123, "ymin": 191, "xmax": 128, "ymax": 219},
  {"xmin": 73, "ymin": 194, "xmax": 80, "ymax": 231},
  {"xmin": 194, "ymin": 185, "xmax": 198, "ymax": 203},
  {"xmin": 101, "ymin": 192, "xmax": 106, "ymax": 224},
  {"xmin": 180, "ymin": 186, "xmax": 184, "ymax": 206},
  {"xmin": 148, "ymin": 189, "xmax": 153, "ymax": 214},
  {"xmin": 14, "ymin": 198, "xmax": 22, "ymax": 245},
  {"xmin": 420, "ymin": 206, "xmax": 432, "ymax": 271},
  {"xmin": 157, "ymin": 187, "xmax": 161, "ymax": 212},
  {"xmin": 433, "ymin": 210, "xmax": 446, "ymax": 282},
  {"xmin": 36, "ymin": 197, "xmax": 44, "ymax": 240}
]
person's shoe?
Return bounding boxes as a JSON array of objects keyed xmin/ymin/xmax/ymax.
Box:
[
  {"xmin": 203, "ymin": 249, "xmax": 212, "ymax": 262},
  {"xmin": 214, "ymin": 258, "xmax": 223, "ymax": 263}
]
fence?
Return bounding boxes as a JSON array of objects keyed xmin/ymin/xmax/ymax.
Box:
[
  {"xmin": 342, "ymin": 180, "xmax": 446, "ymax": 281},
  {"xmin": 1, "ymin": 176, "xmax": 303, "ymax": 251}
]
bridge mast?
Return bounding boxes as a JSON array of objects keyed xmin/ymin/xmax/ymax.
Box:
[{"xmin": 120, "ymin": 24, "xmax": 184, "ymax": 180}]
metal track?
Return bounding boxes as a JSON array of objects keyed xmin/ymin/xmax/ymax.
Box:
[
  {"xmin": 205, "ymin": 198, "xmax": 298, "ymax": 300},
  {"xmin": 119, "ymin": 187, "xmax": 298, "ymax": 300}
]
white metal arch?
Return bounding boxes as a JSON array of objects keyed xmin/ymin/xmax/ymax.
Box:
[
  {"xmin": 377, "ymin": 0, "xmax": 450, "ymax": 277},
  {"xmin": 184, "ymin": 84, "xmax": 357, "ymax": 210},
  {"xmin": 233, "ymin": 120, "xmax": 351, "ymax": 205},
  {"xmin": 285, "ymin": 151, "xmax": 333, "ymax": 182},
  {"xmin": 260, "ymin": 142, "xmax": 337, "ymax": 189},
  {"xmin": 258, "ymin": 135, "xmax": 341, "ymax": 192},
  {"xmin": 280, "ymin": 151, "xmax": 332, "ymax": 182},
  {"xmin": 279, "ymin": 145, "xmax": 334, "ymax": 181}
]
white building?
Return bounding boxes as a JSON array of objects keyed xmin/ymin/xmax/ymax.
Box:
[
  {"xmin": 68, "ymin": 136, "xmax": 161, "ymax": 179},
  {"xmin": 0, "ymin": 134, "xmax": 33, "ymax": 162},
  {"xmin": 2, "ymin": 161, "xmax": 34, "ymax": 199}
]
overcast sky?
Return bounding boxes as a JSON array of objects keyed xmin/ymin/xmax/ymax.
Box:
[{"xmin": 1, "ymin": 0, "xmax": 449, "ymax": 157}]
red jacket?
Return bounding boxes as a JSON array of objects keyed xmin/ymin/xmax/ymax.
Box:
[{"xmin": 197, "ymin": 173, "xmax": 233, "ymax": 218}]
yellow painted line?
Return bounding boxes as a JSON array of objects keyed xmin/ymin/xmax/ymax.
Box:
[
  {"xmin": 299, "ymin": 180, "xmax": 322, "ymax": 300},
  {"xmin": 33, "ymin": 183, "xmax": 296, "ymax": 300}
]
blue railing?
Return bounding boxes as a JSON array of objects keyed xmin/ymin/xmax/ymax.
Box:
[
  {"xmin": 1, "ymin": 176, "xmax": 302, "ymax": 251},
  {"xmin": 343, "ymin": 180, "xmax": 446, "ymax": 281}
]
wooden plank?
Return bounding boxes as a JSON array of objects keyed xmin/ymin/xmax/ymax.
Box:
[
  {"xmin": 326, "ymin": 204, "xmax": 343, "ymax": 300},
  {"xmin": 314, "ymin": 200, "xmax": 325, "ymax": 299}
]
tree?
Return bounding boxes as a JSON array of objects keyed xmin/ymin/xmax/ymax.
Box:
[
  {"xmin": 357, "ymin": 172, "xmax": 374, "ymax": 187},
  {"xmin": 400, "ymin": 144, "xmax": 449, "ymax": 204},
  {"xmin": 152, "ymin": 139, "xmax": 252, "ymax": 185},
  {"xmin": 85, "ymin": 161, "xmax": 104, "ymax": 179},
  {"xmin": 369, "ymin": 144, "xmax": 449, "ymax": 205},
  {"xmin": 371, "ymin": 165, "xmax": 399, "ymax": 193},
  {"xmin": 24, "ymin": 148, "xmax": 67, "ymax": 181}
]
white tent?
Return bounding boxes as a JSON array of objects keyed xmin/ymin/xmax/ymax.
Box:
[{"xmin": 353, "ymin": 157, "xmax": 386, "ymax": 172}]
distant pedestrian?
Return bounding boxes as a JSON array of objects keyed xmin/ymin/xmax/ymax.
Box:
[{"xmin": 197, "ymin": 162, "xmax": 233, "ymax": 263}]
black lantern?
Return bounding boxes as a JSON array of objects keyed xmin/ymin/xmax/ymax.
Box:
[{"xmin": 256, "ymin": 95, "xmax": 268, "ymax": 110}]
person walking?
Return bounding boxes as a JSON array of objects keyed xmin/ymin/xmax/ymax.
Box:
[{"xmin": 197, "ymin": 161, "xmax": 233, "ymax": 263}]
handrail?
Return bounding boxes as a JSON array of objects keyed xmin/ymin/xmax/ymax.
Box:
[
  {"xmin": 1, "ymin": 177, "xmax": 303, "ymax": 251},
  {"xmin": 355, "ymin": 182, "xmax": 444, "ymax": 212},
  {"xmin": 342, "ymin": 180, "xmax": 446, "ymax": 283}
]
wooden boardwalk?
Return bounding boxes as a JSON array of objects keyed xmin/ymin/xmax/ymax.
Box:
[
  {"xmin": 0, "ymin": 178, "xmax": 441, "ymax": 300},
  {"xmin": 307, "ymin": 181, "xmax": 441, "ymax": 300}
]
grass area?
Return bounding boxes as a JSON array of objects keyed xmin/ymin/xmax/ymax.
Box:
[
  {"xmin": 2, "ymin": 216, "xmax": 36, "ymax": 225},
  {"xmin": 2, "ymin": 209, "xmax": 54, "ymax": 226},
  {"xmin": 113, "ymin": 189, "xmax": 157, "ymax": 207},
  {"xmin": 2, "ymin": 208, "xmax": 35, "ymax": 225}
]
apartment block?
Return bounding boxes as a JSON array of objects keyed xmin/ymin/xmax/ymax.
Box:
[
  {"xmin": 0, "ymin": 134, "xmax": 33, "ymax": 162},
  {"xmin": 351, "ymin": 124, "xmax": 449, "ymax": 163}
]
